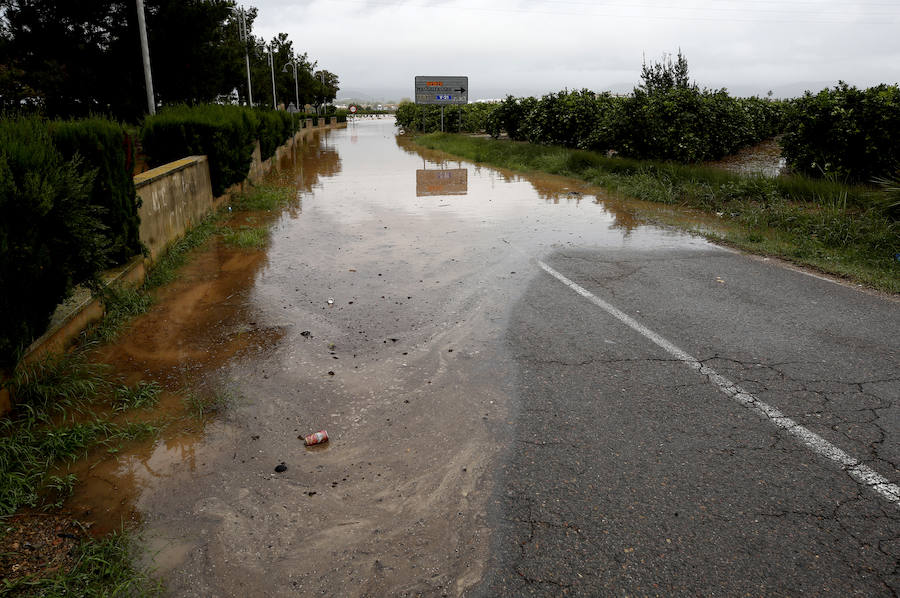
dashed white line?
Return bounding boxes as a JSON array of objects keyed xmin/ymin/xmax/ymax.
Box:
[{"xmin": 537, "ymin": 260, "xmax": 900, "ymax": 508}]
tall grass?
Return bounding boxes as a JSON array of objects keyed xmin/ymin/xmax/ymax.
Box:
[
  {"xmin": 0, "ymin": 418, "xmax": 156, "ymax": 514},
  {"xmin": 1, "ymin": 351, "xmax": 160, "ymax": 514},
  {"xmin": 9, "ymin": 350, "xmax": 112, "ymax": 425}
]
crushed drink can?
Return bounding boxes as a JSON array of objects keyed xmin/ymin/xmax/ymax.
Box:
[{"xmin": 304, "ymin": 430, "xmax": 329, "ymax": 446}]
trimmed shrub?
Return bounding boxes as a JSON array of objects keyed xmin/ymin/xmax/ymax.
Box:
[
  {"xmin": 256, "ymin": 109, "xmax": 297, "ymax": 160},
  {"xmin": 140, "ymin": 104, "xmax": 259, "ymax": 196},
  {"xmin": 780, "ymin": 82, "xmax": 900, "ymax": 182},
  {"xmin": 0, "ymin": 117, "xmax": 109, "ymax": 367},
  {"xmin": 50, "ymin": 117, "xmax": 142, "ymax": 263},
  {"xmin": 142, "ymin": 105, "xmax": 308, "ymax": 193}
]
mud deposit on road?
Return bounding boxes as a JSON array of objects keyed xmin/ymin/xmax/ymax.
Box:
[{"xmin": 67, "ymin": 119, "xmax": 715, "ymax": 596}]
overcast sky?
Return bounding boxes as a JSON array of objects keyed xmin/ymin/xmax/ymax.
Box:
[{"xmin": 251, "ymin": 0, "xmax": 900, "ymax": 101}]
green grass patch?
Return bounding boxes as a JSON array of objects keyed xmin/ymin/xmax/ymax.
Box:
[
  {"xmin": 220, "ymin": 225, "xmax": 269, "ymax": 249},
  {"xmin": 1, "ymin": 351, "xmax": 160, "ymax": 515},
  {"xmin": 182, "ymin": 388, "xmax": 237, "ymax": 419},
  {"xmin": 143, "ymin": 212, "xmax": 221, "ymax": 290},
  {"xmin": 112, "ymin": 380, "xmax": 162, "ymax": 412},
  {"xmin": 2, "ymin": 529, "xmax": 163, "ymax": 597},
  {"xmin": 91, "ymin": 283, "xmax": 154, "ymax": 343},
  {"xmin": 229, "ymin": 184, "xmax": 294, "ymax": 212},
  {"xmin": 0, "ymin": 418, "xmax": 156, "ymax": 514},
  {"xmin": 415, "ymin": 133, "xmax": 899, "ymax": 292},
  {"xmin": 9, "ymin": 351, "xmax": 113, "ymax": 426}
]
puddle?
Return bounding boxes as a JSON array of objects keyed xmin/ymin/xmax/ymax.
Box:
[{"xmin": 65, "ymin": 118, "xmax": 732, "ymax": 596}]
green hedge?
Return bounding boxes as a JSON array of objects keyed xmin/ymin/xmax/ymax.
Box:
[
  {"xmin": 0, "ymin": 117, "xmax": 110, "ymax": 367},
  {"xmin": 615, "ymin": 89, "xmax": 784, "ymax": 162},
  {"xmin": 256, "ymin": 109, "xmax": 297, "ymax": 161},
  {"xmin": 141, "ymin": 104, "xmax": 259, "ymax": 196},
  {"xmin": 396, "ymin": 89, "xmax": 783, "ymax": 164},
  {"xmin": 780, "ymin": 83, "xmax": 900, "ymax": 182},
  {"xmin": 395, "ymin": 102, "xmax": 490, "ymax": 134},
  {"xmin": 50, "ymin": 118, "xmax": 142, "ymax": 263},
  {"xmin": 141, "ymin": 105, "xmax": 308, "ymax": 195}
]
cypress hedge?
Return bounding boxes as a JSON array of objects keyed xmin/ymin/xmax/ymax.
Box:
[
  {"xmin": 50, "ymin": 117, "xmax": 142, "ymax": 263},
  {"xmin": 0, "ymin": 117, "xmax": 109, "ymax": 367},
  {"xmin": 141, "ymin": 105, "xmax": 305, "ymax": 196},
  {"xmin": 141, "ymin": 104, "xmax": 259, "ymax": 196}
]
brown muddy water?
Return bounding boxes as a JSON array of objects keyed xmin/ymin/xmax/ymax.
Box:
[{"xmin": 68, "ymin": 117, "xmax": 719, "ymax": 597}]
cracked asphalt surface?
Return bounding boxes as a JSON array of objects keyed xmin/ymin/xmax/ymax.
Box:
[{"xmin": 478, "ymin": 248, "xmax": 899, "ymax": 596}]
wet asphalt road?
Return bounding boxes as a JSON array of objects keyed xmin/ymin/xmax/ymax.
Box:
[
  {"xmin": 480, "ymin": 248, "xmax": 899, "ymax": 596},
  {"xmin": 105, "ymin": 117, "xmax": 898, "ymax": 596}
]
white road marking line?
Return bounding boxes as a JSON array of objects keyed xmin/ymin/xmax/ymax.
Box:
[{"xmin": 537, "ymin": 260, "xmax": 900, "ymax": 508}]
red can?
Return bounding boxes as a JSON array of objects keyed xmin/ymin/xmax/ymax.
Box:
[{"xmin": 304, "ymin": 430, "xmax": 329, "ymax": 446}]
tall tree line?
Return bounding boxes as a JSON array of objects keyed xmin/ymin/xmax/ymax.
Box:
[{"xmin": 0, "ymin": 0, "xmax": 339, "ymax": 120}]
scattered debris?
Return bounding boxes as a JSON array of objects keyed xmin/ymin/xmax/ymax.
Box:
[
  {"xmin": 301, "ymin": 330, "xmax": 311, "ymax": 337},
  {"xmin": 304, "ymin": 430, "xmax": 329, "ymax": 446}
]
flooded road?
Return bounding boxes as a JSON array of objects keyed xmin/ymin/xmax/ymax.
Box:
[{"xmin": 75, "ymin": 117, "xmax": 898, "ymax": 596}]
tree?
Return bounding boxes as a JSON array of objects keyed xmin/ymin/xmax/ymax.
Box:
[
  {"xmin": 0, "ymin": 1, "xmax": 338, "ymax": 118},
  {"xmin": 0, "ymin": 1, "xmax": 126, "ymax": 116},
  {"xmin": 249, "ymin": 33, "xmax": 327, "ymax": 111},
  {"xmin": 0, "ymin": 0, "xmax": 255, "ymax": 119},
  {"xmin": 638, "ymin": 49, "xmax": 693, "ymax": 96},
  {"xmin": 143, "ymin": 0, "xmax": 247, "ymax": 107},
  {"xmin": 313, "ymin": 69, "xmax": 339, "ymax": 112}
]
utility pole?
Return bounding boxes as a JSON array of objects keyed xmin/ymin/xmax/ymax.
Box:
[
  {"xmin": 135, "ymin": 0, "xmax": 155, "ymax": 115},
  {"xmin": 237, "ymin": 6, "xmax": 253, "ymax": 107}
]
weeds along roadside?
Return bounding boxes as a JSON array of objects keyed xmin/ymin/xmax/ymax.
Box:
[
  {"xmin": 0, "ymin": 348, "xmax": 163, "ymax": 595},
  {"xmin": 1, "ymin": 528, "xmax": 163, "ymax": 597},
  {"xmin": 2, "ymin": 183, "xmax": 295, "ymax": 510},
  {"xmin": 0, "ymin": 183, "xmax": 293, "ymax": 593},
  {"xmin": 414, "ymin": 133, "xmax": 899, "ymax": 293}
]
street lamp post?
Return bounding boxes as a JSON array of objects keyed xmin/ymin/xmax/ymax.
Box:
[
  {"xmin": 282, "ymin": 60, "xmax": 299, "ymax": 111},
  {"xmin": 236, "ymin": 6, "xmax": 253, "ymax": 107},
  {"xmin": 268, "ymin": 44, "xmax": 276, "ymax": 109}
]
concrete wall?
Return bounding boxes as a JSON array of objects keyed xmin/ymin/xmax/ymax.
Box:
[{"xmin": 135, "ymin": 156, "xmax": 215, "ymax": 261}]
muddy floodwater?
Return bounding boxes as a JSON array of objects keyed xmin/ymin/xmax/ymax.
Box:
[{"xmin": 73, "ymin": 117, "xmax": 718, "ymax": 596}]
